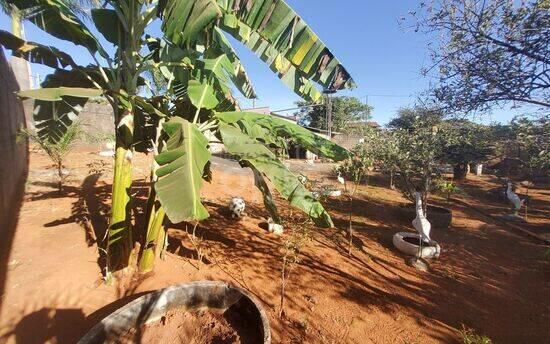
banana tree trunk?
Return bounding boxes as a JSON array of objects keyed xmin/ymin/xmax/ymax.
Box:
[
  {"xmin": 139, "ymin": 119, "xmax": 167, "ymax": 273},
  {"xmin": 106, "ymin": 108, "xmax": 135, "ymax": 274},
  {"xmin": 138, "ymin": 201, "xmax": 166, "ymax": 273}
]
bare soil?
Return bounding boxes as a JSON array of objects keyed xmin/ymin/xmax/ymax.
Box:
[
  {"xmin": 0, "ymin": 146, "xmax": 549, "ymax": 344},
  {"xmin": 116, "ymin": 309, "xmax": 241, "ymax": 344}
]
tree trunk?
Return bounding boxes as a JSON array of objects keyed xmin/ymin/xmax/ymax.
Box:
[
  {"xmin": 57, "ymin": 160, "xmax": 63, "ymax": 192},
  {"xmin": 453, "ymin": 163, "xmax": 468, "ymax": 180}
]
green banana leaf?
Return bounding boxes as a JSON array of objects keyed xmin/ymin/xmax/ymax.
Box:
[
  {"xmin": 0, "ymin": 30, "xmax": 76, "ymax": 68},
  {"xmin": 91, "ymin": 8, "xmax": 125, "ymax": 46},
  {"xmin": 252, "ymin": 165, "xmax": 282, "ymax": 224},
  {"xmin": 216, "ymin": 111, "xmax": 349, "ymax": 161},
  {"xmin": 160, "ymin": 0, "xmax": 221, "ymax": 47},
  {"xmin": 7, "ymin": 0, "xmax": 106, "ymax": 57},
  {"xmin": 211, "ymin": 27, "xmax": 256, "ymax": 99},
  {"xmin": 215, "ymin": 0, "xmax": 355, "ymax": 92},
  {"xmin": 155, "ymin": 117, "xmax": 211, "ymax": 223},
  {"xmin": 19, "ymin": 87, "xmax": 103, "ymax": 101},
  {"xmin": 222, "ymin": 25, "xmax": 323, "ymax": 102},
  {"xmin": 218, "ymin": 123, "xmax": 333, "ymax": 227},
  {"xmin": 21, "ymin": 69, "xmax": 104, "ymax": 143}
]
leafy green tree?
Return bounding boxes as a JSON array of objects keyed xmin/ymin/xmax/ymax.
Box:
[
  {"xmin": 491, "ymin": 116, "xmax": 549, "ymax": 180},
  {"xmin": 296, "ymin": 96, "xmax": 372, "ymax": 132},
  {"xmin": 408, "ymin": 0, "xmax": 549, "ymax": 114},
  {"xmin": 387, "ymin": 105, "xmax": 443, "ymax": 130},
  {"xmin": 440, "ymin": 119, "xmax": 494, "ymax": 179},
  {"xmin": 382, "ymin": 110, "xmax": 448, "ymax": 212},
  {"xmin": 1, "ymin": 0, "xmax": 355, "ymax": 275}
]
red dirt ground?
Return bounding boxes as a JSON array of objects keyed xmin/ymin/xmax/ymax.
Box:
[{"xmin": 0, "ymin": 147, "xmax": 549, "ymax": 343}]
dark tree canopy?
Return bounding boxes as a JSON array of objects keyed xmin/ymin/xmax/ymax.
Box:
[
  {"xmin": 388, "ymin": 105, "xmax": 444, "ymax": 130},
  {"xmin": 410, "ymin": 0, "xmax": 550, "ymax": 114},
  {"xmin": 295, "ymin": 96, "xmax": 372, "ymax": 133},
  {"xmin": 490, "ymin": 115, "xmax": 550, "ymax": 179}
]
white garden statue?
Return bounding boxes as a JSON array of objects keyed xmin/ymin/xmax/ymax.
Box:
[
  {"xmin": 229, "ymin": 197, "xmax": 246, "ymax": 218},
  {"xmin": 506, "ymin": 181, "xmax": 524, "ymax": 216},
  {"xmin": 412, "ymin": 191, "xmax": 432, "ymax": 245},
  {"xmin": 392, "ymin": 191, "xmax": 441, "ymax": 264}
]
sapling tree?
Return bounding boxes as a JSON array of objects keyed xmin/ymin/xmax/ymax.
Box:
[
  {"xmin": 20, "ymin": 122, "xmax": 82, "ymax": 191},
  {"xmin": 336, "ymin": 140, "xmax": 374, "ymax": 255},
  {"xmin": 279, "ymin": 223, "xmax": 310, "ymax": 318}
]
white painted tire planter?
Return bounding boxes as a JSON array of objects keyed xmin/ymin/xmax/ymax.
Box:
[{"xmin": 393, "ymin": 232, "xmax": 441, "ymax": 259}]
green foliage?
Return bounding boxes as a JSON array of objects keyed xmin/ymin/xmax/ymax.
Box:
[
  {"xmin": 489, "ymin": 116, "xmax": 549, "ymax": 179},
  {"xmin": 388, "ymin": 106, "xmax": 443, "ymax": 130},
  {"xmin": 296, "ymin": 96, "xmax": 372, "ymax": 132},
  {"xmin": 154, "ymin": 118, "xmax": 211, "ymax": 224},
  {"xmin": 436, "ymin": 180, "xmax": 463, "ymax": 201},
  {"xmin": 460, "ymin": 326, "xmax": 492, "ymax": 344},
  {"xmin": 439, "ymin": 119, "xmax": 494, "ymax": 167},
  {"xmin": 19, "ymin": 122, "xmax": 82, "ymax": 189},
  {"xmin": 219, "ymin": 123, "xmax": 334, "ymax": 228},
  {"xmin": 379, "ymin": 107, "xmax": 449, "ymax": 205}
]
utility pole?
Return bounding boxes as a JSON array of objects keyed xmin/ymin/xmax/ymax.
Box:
[{"xmin": 323, "ymin": 89, "xmax": 336, "ymax": 139}]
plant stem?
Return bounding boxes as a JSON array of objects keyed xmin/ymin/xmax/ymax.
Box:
[
  {"xmin": 107, "ymin": 144, "xmax": 134, "ymax": 273},
  {"xmin": 57, "ymin": 160, "xmax": 63, "ymax": 192},
  {"xmin": 279, "ymin": 257, "xmax": 287, "ymax": 319},
  {"xmin": 138, "ymin": 204, "xmax": 166, "ymax": 272}
]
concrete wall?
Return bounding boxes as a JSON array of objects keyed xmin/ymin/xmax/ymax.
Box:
[
  {"xmin": 0, "ymin": 50, "xmax": 28, "ymax": 222},
  {"xmin": 78, "ymin": 102, "xmax": 115, "ymax": 138},
  {"xmin": 332, "ymin": 133, "xmax": 364, "ymax": 150},
  {"xmin": 0, "ymin": 49, "xmax": 29, "ymax": 311}
]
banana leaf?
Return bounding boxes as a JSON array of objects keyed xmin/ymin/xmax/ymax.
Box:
[
  {"xmin": 20, "ymin": 69, "xmax": 103, "ymax": 143},
  {"xmin": 0, "ymin": 30, "xmax": 76, "ymax": 68},
  {"xmin": 218, "ymin": 123, "xmax": 333, "ymax": 227},
  {"xmin": 7, "ymin": 0, "xmax": 107, "ymax": 57},
  {"xmin": 216, "ymin": 0, "xmax": 356, "ymax": 92},
  {"xmin": 155, "ymin": 117, "xmax": 211, "ymax": 223},
  {"xmin": 216, "ymin": 111, "xmax": 349, "ymax": 161},
  {"xmin": 159, "ymin": 0, "xmax": 221, "ymax": 47}
]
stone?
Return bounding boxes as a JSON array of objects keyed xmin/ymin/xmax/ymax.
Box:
[{"xmin": 407, "ymin": 257, "xmax": 429, "ymax": 272}]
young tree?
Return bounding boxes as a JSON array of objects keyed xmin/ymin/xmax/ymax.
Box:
[
  {"xmin": 20, "ymin": 122, "xmax": 82, "ymax": 191},
  {"xmin": 296, "ymin": 96, "xmax": 372, "ymax": 132},
  {"xmin": 408, "ymin": 0, "xmax": 550, "ymax": 114},
  {"xmin": 382, "ymin": 109, "xmax": 448, "ymax": 212}
]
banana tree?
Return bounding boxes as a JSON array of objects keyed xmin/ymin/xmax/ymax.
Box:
[{"xmin": 1, "ymin": 0, "xmax": 356, "ymax": 276}]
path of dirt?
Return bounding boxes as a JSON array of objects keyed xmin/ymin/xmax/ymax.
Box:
[{"xmin": 0, "ymin": 147, "xmax": 548, "ymax": 343}]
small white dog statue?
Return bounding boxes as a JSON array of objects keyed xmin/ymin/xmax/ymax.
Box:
[{"xmin": 229, "ymin": 197, "xmax": 246, "ymax": 218}]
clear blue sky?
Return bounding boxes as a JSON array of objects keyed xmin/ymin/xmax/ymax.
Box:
[{"xmin": 0, "ymin": 1, "xmax": 527, "ymax": 125}]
